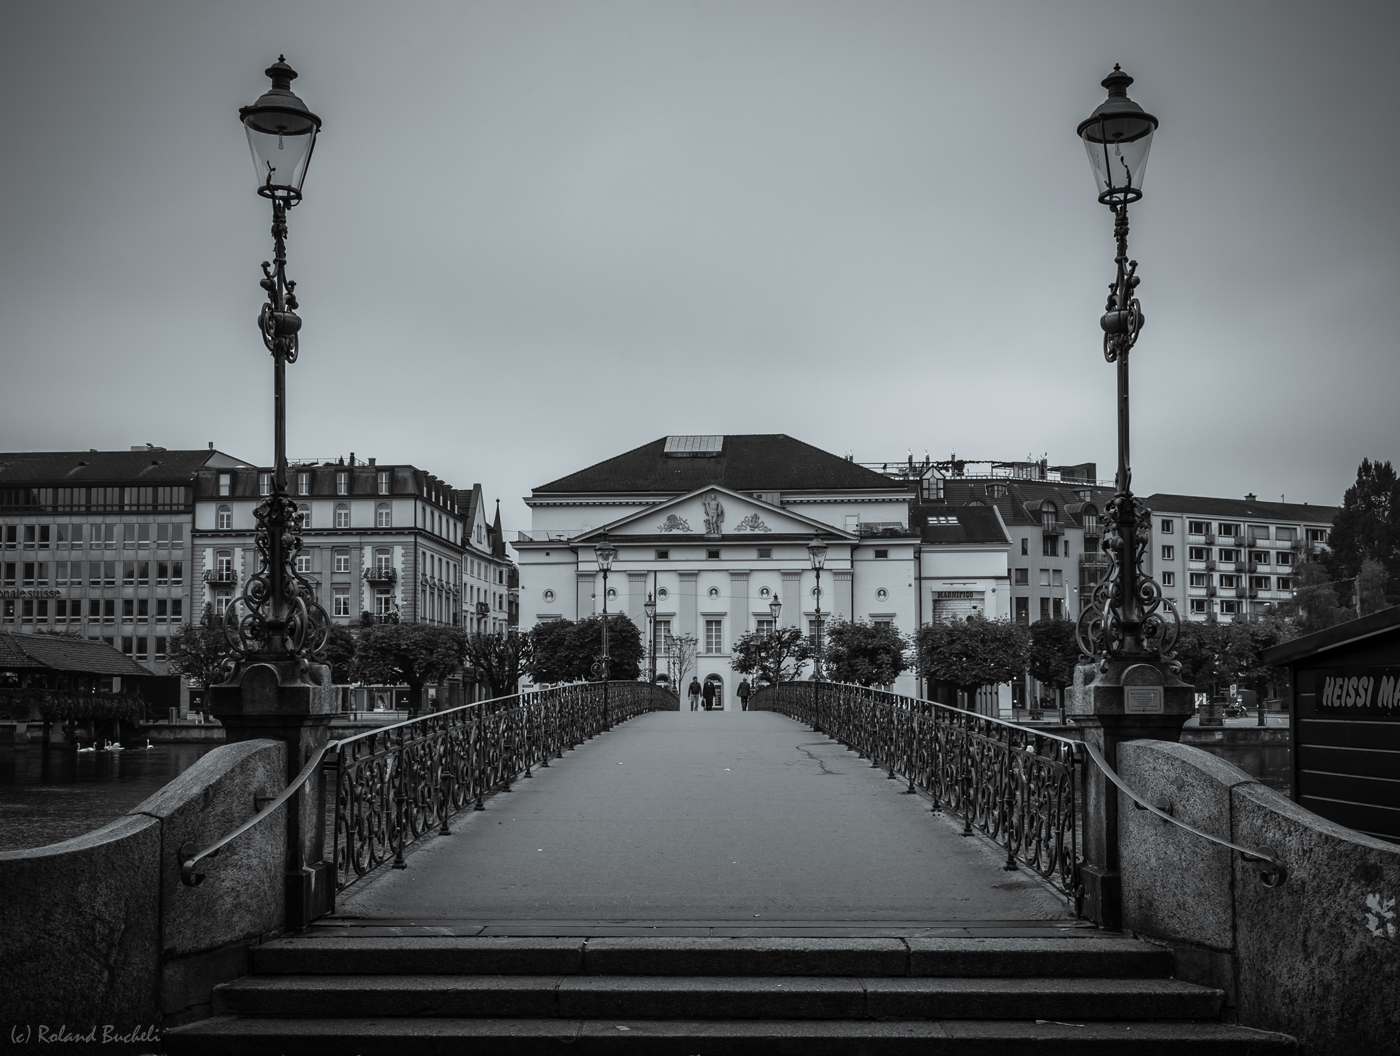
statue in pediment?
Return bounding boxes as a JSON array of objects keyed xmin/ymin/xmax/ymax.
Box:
[{"xmin": 703, "ymin": 492, "xmax": 724, "ymax": 537}]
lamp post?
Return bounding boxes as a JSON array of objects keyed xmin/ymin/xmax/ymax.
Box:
[
  {"xmin": 807, "ymin": 536, "xmax": 828, "ymax": 677},
  {"xmin": 768, "ymin": 594, "xmax": 781, "ymax": 685},
  {"xmin": 1073, "ymin": 66, "xmax": 1180, "ymax": 669},
  {"xmin": 643, "ymin": 592, "xmax": 657, "ymax": 683},
  {"xmin": 594, "ymin": 533, "xmax": 617, "ymax": 729},
  {"xmin": 225, "ymin": 57, "xmax": 329, "ymax": 667}
]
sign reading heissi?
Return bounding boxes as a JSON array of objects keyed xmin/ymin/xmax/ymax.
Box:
[{"xmin": 1316, "ymin": 667, "xmax": 1400, "ymax": 717}]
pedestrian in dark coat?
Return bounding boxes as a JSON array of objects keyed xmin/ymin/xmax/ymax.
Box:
[
  {"xmin": 687, "ymin": 678, "xmax": 701, "ymax": 711},
  {"xmin": 737, "ymin": 679, "xmax": 752, "ymax": 711},
  {"xmin": 701, "ymin": 679, "xmax": 716, "ymax": 711}
]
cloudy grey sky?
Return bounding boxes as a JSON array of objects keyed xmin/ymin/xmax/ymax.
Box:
[{"xmin": 1, "ymin": 1, "xmax": 1396, "ymax": 529}]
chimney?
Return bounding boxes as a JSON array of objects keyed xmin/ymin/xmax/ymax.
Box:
[
  {"xmin": 368, "ymin": 457, "xmax": 376, "ymax": 466},
  {"xmin": 208, "ymin": 442, "xmax": 214, "ymax": 450},
  {"xmin": 1245, "ymin": 493, "xmax": 1256, "ymax": 502},
  {"xmin": 349, "ymin": 452, "xmax": 355, "ymax": 466}
]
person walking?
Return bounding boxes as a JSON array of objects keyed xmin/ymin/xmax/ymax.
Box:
[
  {"xmin": 701, "ymin": 679, "xmax": 716, "ymax": 712},
  {"xmin": 687, "ymin": 677, "xmax": 701, "ymax": 712},
  {"xmin": 737, "ymin": 679, "xmax": 751, "ymax": 711}
]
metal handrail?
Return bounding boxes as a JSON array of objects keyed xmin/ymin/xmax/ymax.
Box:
[
  {"xmin": 178, "ymin": 685, "xmax": 595, "ymax": 887},
  {"xmin": 1078, "ymin": 739, "xmax": 1286, "ymax": 886}
]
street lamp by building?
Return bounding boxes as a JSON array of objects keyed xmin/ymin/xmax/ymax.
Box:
[
  {"xmin": 226, "ymin": 57, "xmax": 328, "ymax": 667},
  {"xmin": 769, "ymin": 594, "xmax": 782, "ymax": 625},
  {"xmin": 1073, "ymin": 66, "xmax": 1180, "ymax": 668},
  {"xmin": 807, "ymin": 536, "xmax": 828, "ymax": 678},
  {"xmin": 643, "ymin": 592, "xmax": 657, "ymax": 682},
  {"xmin": 594, "ymin": 533, "xmax": 617, "ymax": 728}
]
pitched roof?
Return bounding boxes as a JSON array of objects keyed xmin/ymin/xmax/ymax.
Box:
[
  {"xmin": 917, "ymin": 506, "xmax": 1009, "ymax": 545},
  {"xmin": 1262, "ymin": 605, "xmax": 1400, "ymax": 666},
  {"xmin": 939, "ymin": 480, "xmax": 1113, "ymax": 529},
  {"xmin": 0, "ymin": 449, "xmax": 248, "ymax": 485},
  {"xmin": 534, "ymin": 435, "xmax": 903, "ymax": 494},
  {"xmin": 0, "ymin": 632, "xmax": 153, "ymax": 676},
  {"xmin": 1142, "ymin": 493, "xmax": 1339, "ymax": 524}
]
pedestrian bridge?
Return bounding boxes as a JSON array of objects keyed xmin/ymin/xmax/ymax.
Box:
[{"xmin": 3, "ymin": 680, "xmax": 1396, "ymax": 1054}]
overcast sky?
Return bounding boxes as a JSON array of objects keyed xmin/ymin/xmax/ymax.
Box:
[{"xmin": 1, "ymin": 1, "xmax": 1395, "ymax": 530}]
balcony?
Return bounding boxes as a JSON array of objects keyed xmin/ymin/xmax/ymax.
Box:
[
  {"xmin": 203, "ymin": 569, "xmax": 237, "ymax": 585},
  {"xmin": 1206, "ymin": 586, "xmax": 1218, "ymax": 598},
  {"xmin": 1235, "ymin": 587, "xmax": 1249, "ymax": 599},
  {"xmin": 1204, "ymin": 560, "xmax": 1217, "ymax": 571},
  {"xmin": 1203, "ymin": 533, "xmax": 1216, "ymax": 544},
  {"xmin": 364, "ymin": 567, "xmax": 397, "ymax": 585},
  {"xmin": 1079, "ymin": 552, "xmax": 1109, "ymax": 567},
  {"xmin": 1041, "ymin": 522, "xmax": 1063, "ymax": 537},
  {"xmin": 475, "ymin": 601, "xmax": 490, "ymax": 616}
]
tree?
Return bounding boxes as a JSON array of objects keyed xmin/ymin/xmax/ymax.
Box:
[
  {"xmin": 730, "ymin": 626, "xmax": 813, "ymax": 683},
  {"xmin": 823, "ymin": 620, "xmax": 909, "ymax": 686},
  {"xmin": 666, "ymin": 633, "xmax": 699, "ymax": 689},
  {"xmin": 463, "ymin": 629, "xmax": 533, "ymax": 698},
  {"xmin": 167, "ymin": 605, "xmax": 230, "ymax": 689},
  {"xmin": 1327, "ymin": 458, "xmax": 1400, "ymax": 607},
  {"xmin": 352, "ymin": 623, "xmax": 467, "ymax": 714},
  {"xmin": 1357, "ymin": 557, "xmax": 1390, "ymax": 617},
  {"xmin": 321, "ymin": 624, "xmax": 358, "ymax": 684},
  {"xmin": 915, "ymin": 615, "xmax": 1028, "ymax": 705},
  {"xmin": 1027, "ymin": 618, "xmax": 1084, "ymax": 699},
  {"xmin": 1291, "ymin": 557, "xmax": 1342, "ymax": 635},
  {"xmin": 526, "ymin": 615, "xmax": 643, "ymax": 684}
]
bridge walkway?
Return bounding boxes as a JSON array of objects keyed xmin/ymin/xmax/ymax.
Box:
[{"xmin": 335, "ymin": 707, "xmax": 1072, "ymax": 929}]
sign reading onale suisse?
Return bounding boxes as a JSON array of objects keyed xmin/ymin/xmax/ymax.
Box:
[{"xmin": 0, "ymin": 589, "xmax": 62, "ymax": 600}]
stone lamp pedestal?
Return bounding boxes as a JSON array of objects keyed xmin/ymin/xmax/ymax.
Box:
[
  {"xmin": 209, "ymin": 659, "xmax": 336, "ymax": 930},
  {"xmin": 1067, "ymin": 659, "xmax": 1195, "ymax": 929}
]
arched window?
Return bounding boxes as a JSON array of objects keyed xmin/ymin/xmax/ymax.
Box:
[
  {"xmin": 216, "ymin": 549, "xmax": 233, "ymax": 573},
  {"xmin": 217, "ymin": 505, "xmax": 232, "ymax": 530},
  {"xmin": 1081, "ymin": 505, "xmax": 1099, "ymax": 537},
  {"xmin": 1041, "ymin": 502, "xmax": 1058, "ymax": 531},
  {"xmin": 335, "ymin": 503, "xmax": 350, "ymax": 529},
  {"xmin": 297, "ymin": 503, "xmax": 311, "ymax": 529},
  {"xmin": 374, "ymin": 548, "xmax": 392, "ymax": 573},
  {"xmin": 376, "ymin": 503, "xmax": 391, "ymax": 528}
]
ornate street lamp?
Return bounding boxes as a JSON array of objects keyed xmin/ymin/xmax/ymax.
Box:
[
  {"xmin": 643, "ymin": 592, "xmax": 657, "ymax": 683},
  {"xmin": 594, "ymin": 533, "xmax": 617, "ymax": 728},
  {"xmin": 807, "ymin": 536, "xmax": 828, "ymax": 678},
  {"xmin": 769, "ymin": 594, "xmax": 782, "ymax": 624},
  {"xmin": 1074, "ymin": 66, "xmax": 1179, "ymax": 669},
  {"xmin": 225, "ymin": 58, "xmax": 328, "ymax": 668}
]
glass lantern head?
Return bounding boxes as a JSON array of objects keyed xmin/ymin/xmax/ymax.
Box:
[
  {"xmin": 594, "ymin": 533, "xmax": 617, "ymax": 572},
  {"xmin": 240, "ymin": 56, "xmax": 322, "ymax": 203},
  {"xmin": 1077, "ymin": 65, "xmax": 1158, "ymax": 206},
  {"xmin": 807, "ymin": 536, "xmax": 828, "ymax": 571},
  {"xmin": 769, "ymin": 595, "xmax": 782, "ymax": 621},
  {"xmin": 643, "ymin": 594, "xmax": 656, "ymax": 620}
]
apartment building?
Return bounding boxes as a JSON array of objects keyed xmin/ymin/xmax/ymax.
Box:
[
  {"xmin": 0, "ymin": 446, "xmax": 253, "ymax": 681},
  {"xmin": 455, "ymin": 485, "xmax": 517, "ymax": 635},
  {"xmin": 1143, "ymin": 494, "xmax": 1338, "ymax": 622},
  {"xmin": 193, "ymin": 457, "xmax": 465, "ymax": 628}
]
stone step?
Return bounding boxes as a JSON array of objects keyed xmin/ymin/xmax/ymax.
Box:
[
  {"xmin": 213, "ymin": 973, "xmax": 1224, "ymax": 1021},
  {"xmin": 165, "ymin": 1016, "xmax": 1299, "ymax": 1055},
  {"xmin": 251, "ymin": 935, "xmax": 1175, "ymax": 979}
]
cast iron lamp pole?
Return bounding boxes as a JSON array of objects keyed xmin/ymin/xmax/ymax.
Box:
[
  {"xmin": 644, "ymin": 592, "xmax": 657, "ymax": 683},
  {"xmin": 808, "ymin": 536, "xmax": 828, "ymax": 730},
  {"xmin": 768, "ymin": 593, "xmax": 782, "ymax": 685},
  {"xmin": 594, "ymin": 534, "xmax": 617, "ymax": 729},
  {"xmin": 225, "ymin": 57, "xmax": 328, "ymax": 667},
  {"xmin": 1074, "ymin": 66, "xmax": 1179, "ymax": 668}
]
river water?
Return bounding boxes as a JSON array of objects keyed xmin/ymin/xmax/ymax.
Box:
[
  {"xmin": 1194, "ymin": 744, "xmax": 1291, "ymax": 797},
  {"xmin": 0, "ymin": 744, "xmax": 216, "ymax": 851}
]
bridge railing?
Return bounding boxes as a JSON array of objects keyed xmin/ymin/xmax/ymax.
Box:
[
  {"xmin": 749, "ymin": 681, "xmax": 1084, "ymax": 902},
  {"xmin": 178, "ymin": 681, "xmax": 679, "ymax": 898},
  {"xmin": 327, "ymin": 681, "xmax": 678, "ymax": 892}
]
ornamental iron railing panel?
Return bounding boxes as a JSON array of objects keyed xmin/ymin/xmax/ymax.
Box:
[
  {"xmin": 328, "ymin": 681, "xmax": 679, "ymax": 893},
  {"xmin": 749, "ymin": 681, "xmax": 1084, "ymax": 902}
]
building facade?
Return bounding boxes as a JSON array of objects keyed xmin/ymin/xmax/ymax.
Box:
[
  {"xmin": 516, "ymin": 435, "xmax": 926, "ymax": 703},
  {"xmin": 0, "ymin": 447, "xmax": 253, "ymax": 688},
  {"xmin": 455, "ymin": 486, "xmax": 517, "ymax": 635},
  {"xmin": 1142, "ymin": 494, "xmax": 1338, "ymax": 623},
  {"xmin": 192, "ymin": 457, "xmax": 466, "ymax": 630}
]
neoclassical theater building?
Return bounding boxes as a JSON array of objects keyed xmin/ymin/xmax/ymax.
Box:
[{"xmin": 515, "ymin": 435, "xmax": 1012, "ymax": 707}]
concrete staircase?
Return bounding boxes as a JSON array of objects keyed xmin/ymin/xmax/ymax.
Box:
[{"xmin": 165, "ymin": 932, "xmax": 1298, "ymax": 1054}]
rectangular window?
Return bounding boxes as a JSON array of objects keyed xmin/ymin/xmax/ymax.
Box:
[
  {"xmin": 1190, "ymin": 573, "xmax": 1210, "ymax": 587},
  {"xmin": 1277, "ymin": 576, "xmax": 1292, "ymax": 591},
  {"xmin": 334, "ymin": 551, "xmax": 350, "ymax": 573},
  {"xmin": 172, "ymin": 523, "xmax": 184, "ymax": 547},
  {"xmin": 1218, "ymin": 523, "xmax": 1240, "ymax": 539},
  {"xmin": 1052, "ymin": 597, "xmax": 1064, "ymax": 619},
  {"xmin": 104, "ymin": 561, "xmax": 117, "ymax": 585},
  {"xmin": 171, "ymin": 599, "xmax": 183, "ymax": 620},
  {"xmin": 757, "ymin": 548, "xmax": 772, "ymax": 559},
  {"xmin": 157, "ymin": 599, "xmax": 168, "ymax": 620},
  {"xmin": 218, "ymin": 474, "xmax": 231, "ymax": 497},
  {"xmin": 1249, "ymin": 550, "xmax": 1270, "ymax": 565},
  {"xmin": 137, "ymin": 599, "xmax": 148, "ymax": 621},
  {"xmin": 122, "ymin": 636, "xmax": 134, "ymax": 657},
  {"xmin": 171, "ymin": 561, "xmax": 183, "ymax": 584},
  {"xmin": 1, "ymin": 599, "xmax": 12, "ymax": 623},
  {"xmin": 1250, "ymin": 576, "xmax": 1270, "ymax": 590},
  {"xmin": 333, "ymin": 586, "xmax": 350, "ymax": 617},
  {"xmin": 1014, "ymin": 597, "xmax": 1029, "ymax": 624},
  {"xmin": 89, "ymin": 600, "xmax": 101, "ymax": 621},
  {"xmin": 259, "ymin": 472, "xmax": 272, "ymax": 496},
  {"xmin": 123, "ymin": 599, "xmax": 134, "ymax": 621},
  {"xmin": 375, "ymin": 590, "xmax": 393, "ymax": 617},
  {"xmin": 137, "ymin": 561, "xmax": 149, "ymax": 585},
  {"xmin": 874, "ymin": 549, "xmax": 889, "ymax": 559},
  {"xmin": 214, "ymin": 593, "xmax": 232, "ymax": 617},
  {"xmin": 156, "ymin": 562, "xmax": 169, "ymax": 585},
  {"xmin": 1161, "ymin": 519, "xmax": 1174, "ymax": 533},
  {"xmin": 1161, "ymin": 571, "xmax": 1175, "ymax": 587},
  {"xmin": 654, "ymin": 619, "xmax": 671, "ymax": 656},
  {"xmin": 1039, "ymin": 597, "xmax": 1051, "ymax": 621},
  {"xmin": 1190, "ymin": 599, "xmax": 1209, "ymax": 614},
  {"xmin": 1219, "ymin": 548, "xmax": 1239, "ymax": 563},
  {"xmin": 54, "ymin": 561, "xmax": 68, "ymax": 586},
  {"xmin": 1039, "ymin": 569, "xmax": 1050, "ymax": 586},
  {"xmin": 1042, "ymin": 536, "xmax": 1057, "ymax": 557},
  {"xmin": 336, "ymin": 471, "xmax": 348, "ymax": 495},
  {"xmin": 1275, "ymin": 527, "xmax": 1296, "ymax": 542},
  {"xmin": 1014, "ymin": 568, "xmax": 1028, "ymax": 585},
  {"xmin": 706, "ymin": 549, "xmax": 720, "ymax": 560},
  {"xmin": 1219, "ymin": 599, "xmax": 1238, "ymax": 614},
  {"xmin": 297, "ymin": 471, "xmax": 310, "ymax": 496},
  {"xmin": 123, "ymin": 523, "xmax": 136, "ymax": 547},
  {"xmin": 1219, "ymin": 574, "xmax": 1239, "ymax": 588},
  {"xmin": 1189, "ymin": 547, "xmax": 1210, "ymax": 561},
  {"xmin": 1276, "ymin": 551, "xmax": 1293, "ymax": 567},
  {"xmin": 102, "ymin": 523, "xmax": 117, "ymax": 548},
  {"xmin": 705, "ymin": 619, "xmax": 723, "ymax": 653},
  {"xmin": 1249, "ymin": 524, "xmax": 1270, "ymax": 542},
  {"xmin": 38, "ymin": 525, "xmax": 50, "ymax": 548},
  {"xmin": 1161, "ymin": 545, "xmax": 1174, "ymax": 561},
  {"xmin": 1307, "ymin": 528, "xmax": 1329, "ymax": 544},
  {"xmin": 155, "ymin": 637, "xmax": 167, "ymax": 661},
  {"xmin": 377, "ymin": 470, "xmax": 390, "ymax": 495},
  {"xmin": 103, "ymin": 600, "xmax": 115, "ymax": 623},
  {"xmin": 123, "ymin": 562, "xmax": 135, "ymax": 585},
  {"xmin": 1051, "ymin": 569, "xmax": 1063, "ymax": 587},
  {"xmin": 135, "ymin": 637, "xmax": 148, "ymax": 661},
  {"xmin": 21, "ymin": 563, "xmax": 34, "ymax": 586},
  {"xmin": 654, "ymin": 550, "xmax": 669, "ymax": 560},
  {"xmin": 755, "ymin": 618, "xmax": 774, "ymax": 636},
  {"xmin": 54, "ymin": 599, "xmax": 68, "ymax": 622},
  {"xmin": 23, "ymin": 526, "xmax": 34, "ymax": 547},
  {"xmin": 295, "ymin": 554, "xmax": 312, "ymax": 573},
  {"xmin": 1021, "ymin": 538, "xmax": 1028, "ymax": 556},
  {"xmin": 1188, "ymin": 521, "xmax": 1210, "ymax": 535},
  {"xmin": 1, "ymin": 562, "xmax": 13, "ymax": 586}
]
